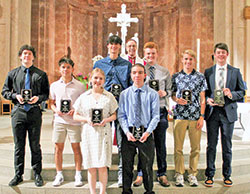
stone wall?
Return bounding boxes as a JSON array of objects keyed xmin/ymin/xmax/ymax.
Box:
[{"xmin": 31, "ymin": 0, "xmax": 214, "ymax": 83}]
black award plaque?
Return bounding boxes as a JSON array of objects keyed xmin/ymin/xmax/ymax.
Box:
[
  {"xmin": 60, "ymin": 99, "xmax": 71, "ymax": 113},
  {"xmin": 182, "ymin": 90, "xmax": 192, "ymax": 104},
  {"xmin": 214, "ymin": 90, "xmax": 225, "ymax": 106},
  {"xmin": 21, "ymin": 89, "xmax": 32, "ymax": 103},
  {"xmin": 92, "ymin": 109, "xmax": 103, "ymax": 124},
  {"xmin": 149, "ymin": 79, "xmax": 159, "ymax": 91},
  {"xmin": 132, "ymin": 127, "xmax": 145, "ymax": 140},
  {"xmin": 111, "ymin": 84, "xmax": 122, "ymax": 97}
]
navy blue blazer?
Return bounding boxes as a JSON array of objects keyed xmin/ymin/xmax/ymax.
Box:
[{"xmin": 204, "ymin": 64, "xmax": 245, "ymax": 122}]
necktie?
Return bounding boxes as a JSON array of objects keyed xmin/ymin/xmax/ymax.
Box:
[
  {"xmin": 24, "ymin": 68, "xmax": 31, "ymax": 111},
  {"xmin": 134, "ymin": 89, "xmax": 142, "ymax": 128},
  {"xmin": 149, "ymin": 66, "xmax": 155, "ymax": 80},
  {"xmin": 218, "ymin": 67, "xmax": 224, "ymax": 89}
]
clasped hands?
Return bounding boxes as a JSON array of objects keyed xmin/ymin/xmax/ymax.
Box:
[
  {"xmin": 126, "ymin": 131, "xmax": 150, "ymax": 143},
  {"xmin": 16, "ymin": 94, "xmax": 39, "ymax": 105}
]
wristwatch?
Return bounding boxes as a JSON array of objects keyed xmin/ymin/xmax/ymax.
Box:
[{"xmin": 200, "ymin": 114, "xmax": 205, "ymax": 118}]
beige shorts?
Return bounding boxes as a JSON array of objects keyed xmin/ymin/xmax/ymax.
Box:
[{"xmin": 52, "ymin": 123, "xmax": 82, "ymax": 143}]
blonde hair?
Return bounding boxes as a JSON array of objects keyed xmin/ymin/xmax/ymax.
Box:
[
  {"xmin": 182, "ymin": 49, "xmax": 196, "ymax": 60},
  {"xmin": 90, "ymin": 68, "xmax": 106, "ymax": 80},
  {"xmin": 143, "ymin": 42, "xmax": 158, "ymax": 52}
]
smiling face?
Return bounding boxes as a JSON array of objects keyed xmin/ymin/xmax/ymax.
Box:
[
  {"xmin": 91, "ymin": 71, "xmax": 105, "ymax": 89},
  {"xmin": 126, "ymin": 40, "xmax": 137, "ymax": 57},
  {"xmin": 131, "ymin": 65, "xmax": 146, "ymax": 88},
  {"xmin": 107, "ymin": 43, "xmax": 121, "ymax": 58},
  {"xmin": 214, "ymin": 48, "xmax": 229, "ymax": 66},
  {"xmin": 19, "ymin": 50, "xmax": 34, "ymax": 67},
  {"xmin": 182, "ymin": 53, "xmax": 195, "ymax": 73},
  {"xmin": 144, "ymin": 48, "xmax": 158, "ymax": 65},
  {"xmin": 59, "ymin": 63, "xmax": 74, "ymax": 80}
]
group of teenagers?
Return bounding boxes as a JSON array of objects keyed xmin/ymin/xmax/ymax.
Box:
[{"xmin": 1, "ymin": 34, "xmax": 245, "ymax": 194}]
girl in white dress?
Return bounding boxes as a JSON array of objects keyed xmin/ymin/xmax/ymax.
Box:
[{"xmin": 73, "ymin": 68, "xmax": 118, "ymax": 194}]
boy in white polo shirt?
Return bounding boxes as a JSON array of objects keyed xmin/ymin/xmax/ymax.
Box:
[{"xmin": 50, "ymin": 57, "xmax": 85, "ymax": 186}]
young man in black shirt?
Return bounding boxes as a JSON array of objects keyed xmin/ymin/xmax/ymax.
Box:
[{"xmin": 2, "ymin": 45, "xmax": 49, "ymax": 187}]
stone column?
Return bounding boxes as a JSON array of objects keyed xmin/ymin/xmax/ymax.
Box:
[
  {"xmin": 0, "ymin": 0, "xmax": 31, "ymax": 97},
  {"xmin": 246, "ymin": 0, "xmax": 250, "ymax": 97}
]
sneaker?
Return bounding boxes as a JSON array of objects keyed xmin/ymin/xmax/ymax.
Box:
[
  {"xmin": 188, "ymin": 174, "xmax": 198, "ymax": 187},
  {"xmin": 175, "ymin": 173, "xmax": 184, "ymax": 187},
  {"xmin": 52, "ymin": 174, "xmax": 64, "ymax": 187},
  {"xmin": 224, "ymin": 177, "xmax": 233, "ymax": 187},
  {"xmin": 133, "ymin": 176, "xmax": 143, "ymax": 187},
  {"xmin": 74, "ymin": 175, "xmax": 83, "ymax": 187},
  {"xmin": 204, "ymin": 176, "xmax": 214, "ymax": 187}
]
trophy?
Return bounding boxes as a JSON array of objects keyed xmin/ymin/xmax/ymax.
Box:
[
  {"xmin": 182, "ymin": 90, "xmax": 192, "ymax": 104},
  {"xmin": 132, "ymin": 127, "xmax": 145, "ymax": 140},
  {"xmin": 214, "ymin": 90, "xmax": 225, "ymax": 106},
  {"xmin": 111, "ymin": 84, "xmax": 122, "ymax": 97},
  {"xmin": 21, "ymin": 89, "xmax": 32, "ymax": 103},
  {"xmin": 92, "ymin": 109, "xmax": 103, "ymax": 124},
  {"xmin": 149, "ymin": 79, "xmax": 159, "ymax": 91},
  {"xmin": 60, "ymin": 99, "xmax": 71, "ymax": 113}
]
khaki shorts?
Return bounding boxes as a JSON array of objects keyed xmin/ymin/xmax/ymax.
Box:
[{"xmin": 52, "ymin": 123, "xmax": 82, "ymax": 143}]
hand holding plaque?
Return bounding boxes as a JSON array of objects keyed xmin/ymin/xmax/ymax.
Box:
[
  {"xmin": 92, "ymin": 109, "xmax": 103, "ymax": 124},
  {"xmin": 111, "ymin": 84, "xmax": 122, "ymax": 97},
  {"xmin": 60, "ymin": 99, "xmax": 71, "ymax": 113},
  {"xmin": 149, "ymin": 80, "xmax": 159, "ymax": 91},
  {"xmin": 182, "ymin": 90, "xmax": 192, "ymax": 104},
  {"xmin": 132, "ymin": 126, "xmax": 145, "ymax": 140},
  {"xmin": 213, "ymin": 90, "xmax": 225, "ymax": 106},
  {"xmin": 21, "ymin": 89, "xmax": 32, "ymax": 103}
]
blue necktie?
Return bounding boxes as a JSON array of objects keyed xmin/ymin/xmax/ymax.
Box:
[
  {"xmin": 149, "ymin": 66, "xmax": 155, "ymax": 80},
  {"xmin": 24, "ymin": 68, "xmax": 31, "ymax": 111},
  {"xmin": 134, "ymin": 89, "xmax": 142, "ymax": 128}
]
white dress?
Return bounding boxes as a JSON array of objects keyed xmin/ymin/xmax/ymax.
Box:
[{"xmin": 74, "ymin": 89, "xmax": 118, "ymax": 169}]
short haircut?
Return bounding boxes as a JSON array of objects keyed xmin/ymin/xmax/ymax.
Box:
[
  {"xmin": 143, "ymin": 42, "xmax": 158, "ymax": 52},
  {"xmin": 18, "ymin": 44, "xmax": 36, "ymax": 58},
  {"xmin": 214, "ymin": 43, "xmax": 229, "ymax": 54},
  {"xmin": 107, "ymin": 35, "xmax": 122, "ymax": 45},
  {"xmin": 132, "ymin": 63, "xmax": 146, "ymax": 74},
  {"xmin": 91, "ymin": 68, "xmax": 106, "ymax": 80},
  {"xmin": 58, "ymin": 57, "xmax": 75, "ymax": 67},
  {"xmin": 182, "ymin": 49, "xmax": 197, "ymax": 60}
]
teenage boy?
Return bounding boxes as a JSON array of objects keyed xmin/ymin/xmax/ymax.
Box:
[
  {"xmin": 50, "ymin": 57, "xmax": 85, "ymax": 187},
  {"xmin": 94, "ymin": 35, "xmax": 132, "ymax": 187},
  {"xmin": 133, "ymin": 42, "xmax": 172, "ymax": 187},
  {"xmin": 204, "ymin": 43, "xmax": 245, "ymax": 187},
  {"xmin": 2, "ymin": 44, "xmax": 49, "ymax": 187},
  {"xmin": 171, "ymin": 49, "xmax": 207, "ymax": 187},
  {"xmin": 118, "ymin": 63, "xmax": 160, "ymax": 194}
]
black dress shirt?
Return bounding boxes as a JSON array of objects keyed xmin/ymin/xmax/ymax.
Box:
[{"xmin": 2, "ymin": 65, "xmax": 49, "ymax": 105}]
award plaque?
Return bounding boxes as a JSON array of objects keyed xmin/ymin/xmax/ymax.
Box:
[
  {"xmin": 60, "ymin": 99, "xmax": 71, "ymax": 113},
  {"xmin": 149, "ymin": 79, "xmax": 159, "ymax": 91},
  {"xmin": 182, "ymin": 90, "xmax": 192, "ymax": 104},
  {"xmin": 21, "ymin": 89, "xmax": 32, "ymax": 103},
  {"xmin": 92, "ymin": 109, "xmax": 103, "ymax": 124},
  {"xmin": 214, "ymin": 90, "xmax": 225, "ymax": 106},
  {"xmin": 132, "ymin": 127, "xmax": 145, "ymax": 140},
  {"xmin": 111, "ymin": 84, "xmax": 122, "ymax": 97}
]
